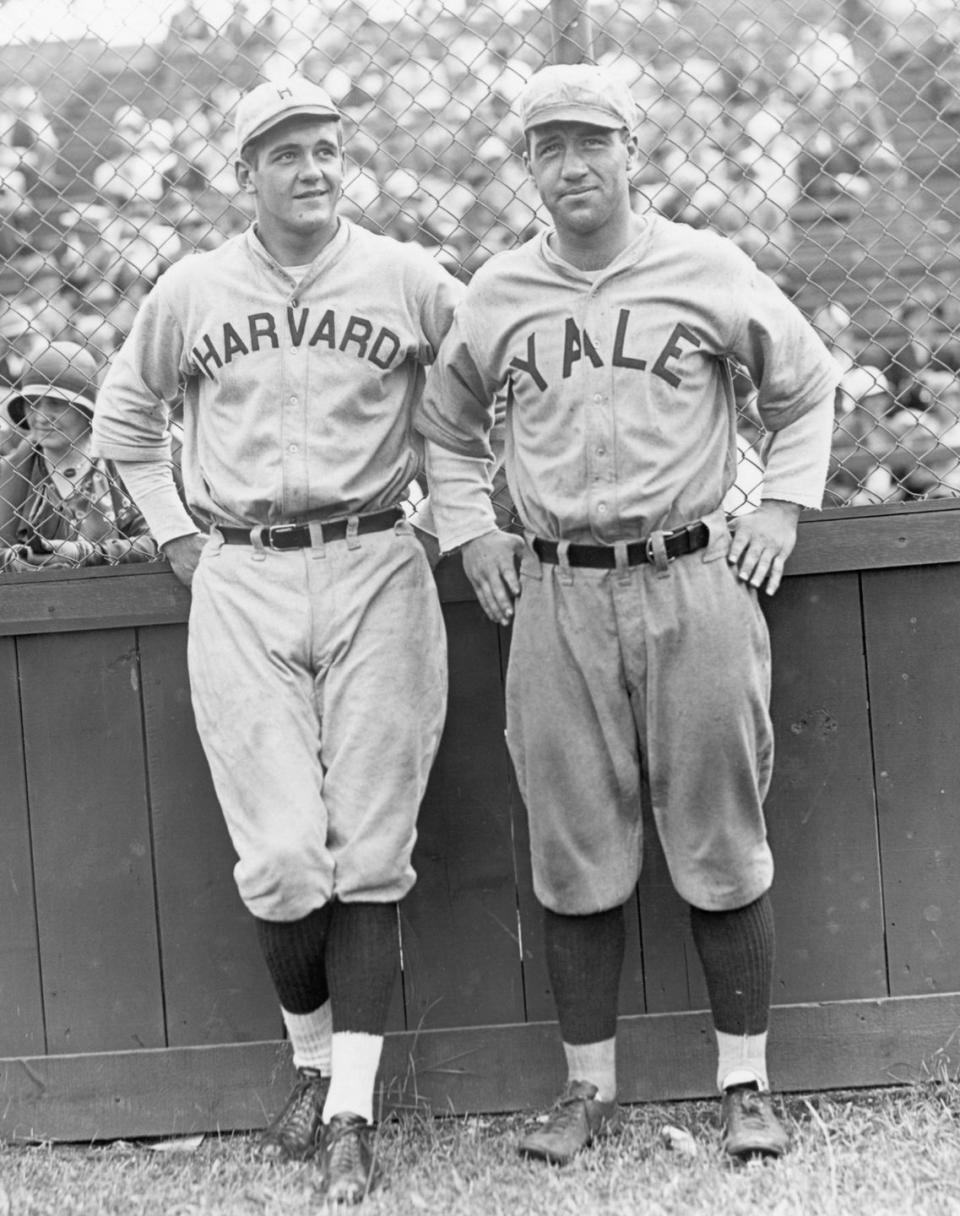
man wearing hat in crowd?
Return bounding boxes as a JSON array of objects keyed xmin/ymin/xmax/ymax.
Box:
[
  {"xmin": 93, "ymin": 76, "xmax": 462, "ymax": 1202},
  {"xmin": 0, "ymin": 340, "xmax": 155, "ymax": 568},
  {"xmin": 415, "ymin": 63, "xmax": 839, "ymax": 1163}
]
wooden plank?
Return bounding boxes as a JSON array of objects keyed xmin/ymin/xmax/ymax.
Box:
[
  {"xmin": 787, "ymin": 503, "xmax": 960, "ymax": 576},
  {"xmin": 0, "ymin": 638, "xmax": 45, "ymax": 1056},
  {"xmin": 861, "ymin": 564, "xmax": 960, "ymax": 996},
  {"xmin": 138, "ymin": 624, "xmax": 281, "ymax": 1047},
  {"xmin": 399, "ymin": 600, "xmax": 526, "ymax": 1030},
  {"xmin": 0, "ymin": 565, "xmax": 192, "ymax": 636},
  {"xmin": 3, "ymin": 992, "xmax": 959, "ymax": 1140},
  {"xmin": 18, "ymin": 630, "xmax": 165, "ymax": 1054},
  {"xmin": 763, "ymin": 574, "xmax": 888, "ymax": 1002}
]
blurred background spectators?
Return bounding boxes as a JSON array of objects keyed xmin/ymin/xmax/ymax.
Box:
[{"xmin": 0, "ymin": 0, "xmax": 959, "ymax": 559}]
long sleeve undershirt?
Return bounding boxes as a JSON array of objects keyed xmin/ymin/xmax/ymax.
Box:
[{"xmin": 113, "ymin": 458, "xmax": 200, "ymax": 549}]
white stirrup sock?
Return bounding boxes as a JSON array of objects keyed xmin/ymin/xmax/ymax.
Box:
[
  {"xmin": 563, "ymin": 1037, "xmax": 617, "ymax": 1103},
  {"xmin": 716, "ymin": 1029, "xmax": 769, "ymax": 1092},
  {"xmin": 281, "ymin": 1000, "xmax": 333, "ymax": 1075},
  {"xmin": 323, "ymin": 1031, "xmax": 384, "ymax": 1125}
]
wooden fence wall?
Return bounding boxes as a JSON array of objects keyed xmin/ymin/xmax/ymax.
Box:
[{"xmin": 3, "ymin": 501, "xmax": 960, "ymax": 1141}]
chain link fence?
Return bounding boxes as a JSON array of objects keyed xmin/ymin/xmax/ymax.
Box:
[{"xmin": 1, "ymin": 0, "xmax": 959, "ymax": 570}]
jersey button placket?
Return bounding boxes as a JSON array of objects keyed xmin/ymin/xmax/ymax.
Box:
[{"xmin": 281, "ymin": 379, "xmax": 309, "ymax": 517}]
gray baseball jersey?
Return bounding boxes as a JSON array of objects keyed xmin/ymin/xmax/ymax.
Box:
[
  {"xmin": 416, "ymin": 213, "xmax": 838, "ymax": 542},
  {"xmin": 95, "ymin": 220, "xmax": 463, "ymax": 528}
]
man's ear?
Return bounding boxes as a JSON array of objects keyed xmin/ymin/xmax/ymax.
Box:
[
  {"xmin": 235, "ymin": 158, "xmax": 256, "ymax": 194},
  {"xmin": 624, "ymin": 131, "xmax": 639, "ymax": 170}
]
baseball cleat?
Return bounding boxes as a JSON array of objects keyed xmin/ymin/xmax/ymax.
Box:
[
  {"xmin": 518, "ymin": 1079, "xmax": 620, "ymax": 1165},
  {"xmin": 320, "ymin": 1112, "xmax": 381, "ymax": 1205},
  {"xmin": 720, "ymin": 1084, "xmax": 790, "ymax": 1160},
  {"xmin": 260, "ymin": 1067, "xmax": 329, "ymax": 1161}
]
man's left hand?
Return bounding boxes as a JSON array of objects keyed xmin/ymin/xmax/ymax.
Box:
[{"xmin": 727, "ymin": 499, "xmax": 802, "ymax": 597}]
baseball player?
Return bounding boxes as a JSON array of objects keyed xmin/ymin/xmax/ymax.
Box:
[
  {"xmin": 415, "ymin": 64, "xmax": 839, "ymax": 1163},
  {"xmin": 92, "ymin": 76, "xmax": 461, "ymax": 1203}
]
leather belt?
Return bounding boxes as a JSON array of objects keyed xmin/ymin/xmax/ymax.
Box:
[
  {"xmin": 218, "ymin": 508, "xmax": 403, "ymax": 550},
  {"xmin": 533, "ymin": 521, "xmax": 710, "ymax": 568}
]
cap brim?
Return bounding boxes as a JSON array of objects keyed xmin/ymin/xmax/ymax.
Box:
[
  {"xmin": 523, "ymin": 105, "xmax": 627, "ymax": 131},
  {"xmin": 5, "ymin": 385, "xmax": 96, "ymax": 429},
  {"xmin": 238, "ymin": 104, "xmax": 340, "ymax": 156}
]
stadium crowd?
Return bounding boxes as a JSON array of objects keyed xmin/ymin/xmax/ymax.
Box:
[{"xmin": 1, "ymin": 1, "xmax": 960, "ymax": 566}]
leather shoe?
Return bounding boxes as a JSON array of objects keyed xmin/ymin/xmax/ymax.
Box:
[
  {"xmin": 320, "ymin": 1111, "xmax": 380, "ymax": 1204},
  {"xmin": 720, "ymin": 1084, "xmax": 790, "ymax": 1159},
  {"xmin": 518, "ymin": 1080, "xmax": 619, "ymax": 1165},
  {"xmin": 260, "ymin": 1067, "xmax": 329, "ymax": 1161}
]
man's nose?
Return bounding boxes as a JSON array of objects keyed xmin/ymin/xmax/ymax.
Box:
[{"xmin": 560, "ymin": 147, "xmax": 588, "ymax": 176}]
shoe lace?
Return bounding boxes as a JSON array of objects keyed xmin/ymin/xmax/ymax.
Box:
[
  {"xmin": 734, "ymin": 1087, "xmax": 773, "ymax": 1128},
  {"xmin": 267, "ymin": 1072, "xmax": 323, "ymax": 1140},
  {"xmin": 541, "ymin": 1086, "xmax": 591, "ymax": 1135},
  {"xmin": 326, "ymin": 1120, "xmax": 370, "ymax": 1177}
]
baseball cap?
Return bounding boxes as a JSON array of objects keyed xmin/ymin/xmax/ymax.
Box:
[
  {"xmin": 3, "ymin": 342, "xmax": 99, "ymax": 429},
  {"xmin": 234, "ymin": 77, "xmax": 340, "ymax": 159},
  {"xmin": 519, "ymin": 64, "xmax": 639, "ymax": 134}
]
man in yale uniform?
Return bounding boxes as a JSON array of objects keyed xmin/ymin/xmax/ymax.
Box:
[
  {"xmin": 93, "ymin": 76, "xmax": 462, "ymax": 1202},
  {"xmin": 416, "ymin": 64, "xmax": 839, "ymax": 1163}
]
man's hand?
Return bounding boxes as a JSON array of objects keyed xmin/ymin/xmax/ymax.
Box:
[
  {"xmin": 461, "ymin": 529, "xmax": 525, "ymax": 625},
  {"xmin": 162, "ymin": 532, "xmax": 207, "ymax": 587},
  {"xmin": 727, "ymin": 499, "xmax": 801, "ymax": 597}
]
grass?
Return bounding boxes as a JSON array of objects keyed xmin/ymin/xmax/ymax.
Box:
[{"xmin": 4, "ymin": 1085, "xmax": 960, "ymax": 1216}]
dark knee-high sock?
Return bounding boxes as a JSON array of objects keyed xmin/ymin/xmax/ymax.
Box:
[
  {"xmin": 254, "ymin": 905, "xmax": 333, "ymax": 1073},
  {"xmin": 254, "ymin": 905, "xmax": 332, "ymax": 1013},
  {"xmin": 689, "ymin": 891, "xmax": 775, "ymax": 1090},
  {"xmin": 543, "ymin": 903, "xmax": 625, "ymax": 1100},
  {"xmin": 323, "ymin": 900, "xmax": 400, "ymax": 1123}
]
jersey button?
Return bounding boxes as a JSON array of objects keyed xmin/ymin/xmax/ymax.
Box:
[
  {"xmin": 598, "ymin": 503, "xmax": 607, "ymax": 514},
  {"xmin": 287, "ymin": 443, "xmax": 299, "ymax": 453}
]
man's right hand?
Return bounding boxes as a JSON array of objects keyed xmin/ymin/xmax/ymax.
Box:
[
  {"xmin": 162, "ymin": 532, "xmax": 207, "ymax": 587},
  {"xmin": 461, "ymin": 530, "xmax": 524, "ymax": 626}
]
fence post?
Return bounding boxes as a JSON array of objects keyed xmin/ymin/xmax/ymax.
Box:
[{"xmin": 549, "ymin": 0, "xmax": 595, "ymax": 65}]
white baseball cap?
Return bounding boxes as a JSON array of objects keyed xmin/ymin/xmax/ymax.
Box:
[
  {"xmin": 519, "ymin": 64, "xmax": 639, "ymax": 133},
  {"xmin": 234, "ymin": 77, "xmax": 340, "ymax": 159}
]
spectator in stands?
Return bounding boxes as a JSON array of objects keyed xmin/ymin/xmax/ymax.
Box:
[
  {"xmin": 0, "ymin": 84, "xmax": 59, "ymax": 182},
  {"xmin": 811, "ymin": 300, "xmax": 901, "ymax": 506},
  {"xmin": 872, "ymin": 288, "xmax": 960, "ymax": 411},
  {"xmin": 93, "ymin": 106, "xmax": 178, "ymax": 207},
  {"xmin": 0, "ymin": 342, "xmax": 156, "ymax": 569},
  {"xmin": 0, "ymin": 144, "xmax": 38, "ymax": 259}
]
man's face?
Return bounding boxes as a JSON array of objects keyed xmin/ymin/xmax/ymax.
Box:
[
  {"xmin": 525, "ymin": 121, "xmax": 635, "ymax": 237},
  {"xmin": 237, "ymin": 115, "xmax": 343, "ymax": 242}
]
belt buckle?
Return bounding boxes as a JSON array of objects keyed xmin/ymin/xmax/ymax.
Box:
[
  {"xmin": 644, "ymin": 529, "xmax": 672, "ymax": 565},
  {"xmin": 266, "ymin": 524, "xmax": 302, "ymax": 550}
]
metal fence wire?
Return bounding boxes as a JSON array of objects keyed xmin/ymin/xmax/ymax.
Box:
[{"xmin": 1, "ymin": 0, "xmax": 960, "ymax": 569}]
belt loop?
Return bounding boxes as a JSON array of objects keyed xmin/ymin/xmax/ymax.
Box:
[
  {"xmin": 249, "ymin": 526, "xmax": 267, "ymax": 562},
  {"xmin": 346, "ymin": 516, "xmax": 361, "ymax": 550},
  {"xmin": 556, "ymin": 539, "xmax": 574, "ymax": 585},
  {"xmin": 647, "ymin": 530, "xmax": 671, "ymax": 578},
  {"xmin": 524, "ymin": 530, "xmax": 542, "ymax": 575},
  {"xmin": 613, "ymin": 539, "xmax": 631, "ymax": 584},
  {"xmin": 308, "ymin": 519, "xmax": 326, "ymax": 558},
  {"xmin": 208, "ymin": 526, "xmax": 225, "ymax": 557}
]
